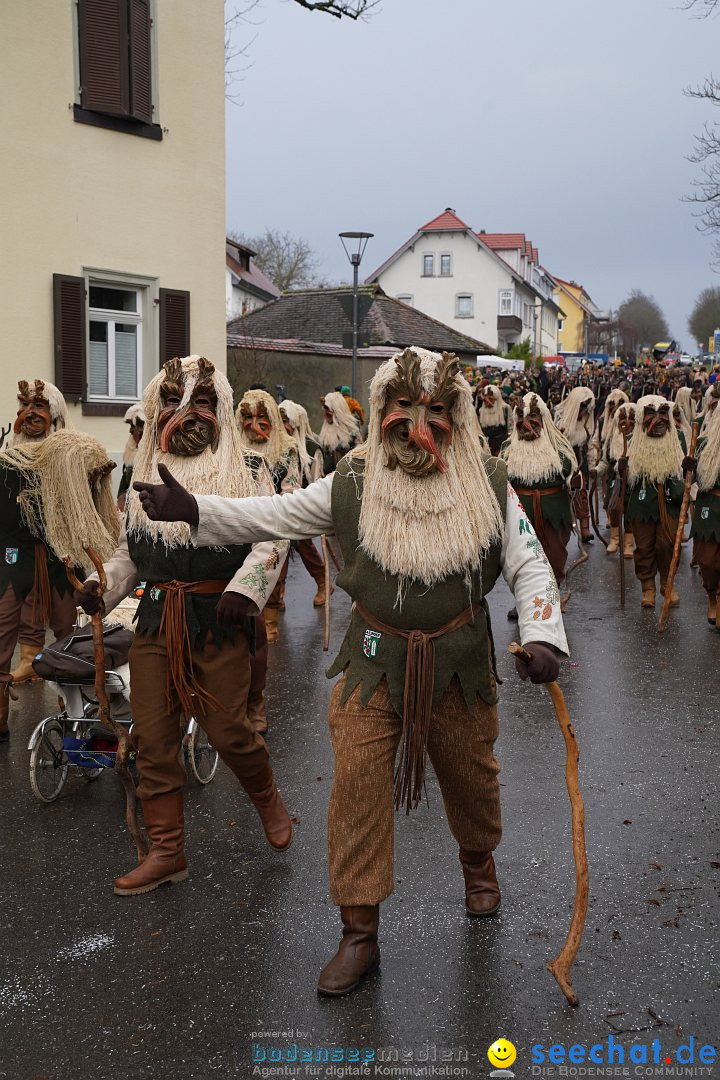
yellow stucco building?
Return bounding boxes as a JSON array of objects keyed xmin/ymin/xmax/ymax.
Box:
[
  {"xmin": 551, "ymin": 277, "xmax": 597, "ymax": 355},
  {"xmin": 1, "ymin": 0, "xmax": 226, "ymax": 470}
]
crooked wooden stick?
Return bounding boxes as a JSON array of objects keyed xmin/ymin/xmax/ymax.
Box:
[
  {"xmin": 65, "ymin": 548, "xmax": 148, "ymax": 863},
  {"xmin": 321, "ymin": 535, "xmax": 332, "ymax": 652},
  {"xmin": 658, "ymin": 423, "xmax": 699, "ymax": 633},
  {"xmin": 509, "ymin": 642, "xmax": 589, "ymax": 1006},
  {"xmin": 0, "ymin": 421, "xmax": 11, "ymax": 451}
]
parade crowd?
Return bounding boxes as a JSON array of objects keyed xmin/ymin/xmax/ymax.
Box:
[{"xmin": 1, "ymin": 346, "xmax": 718, "ymax": 998}]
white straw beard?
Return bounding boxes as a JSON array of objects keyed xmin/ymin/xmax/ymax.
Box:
[{"xmin": 697, "ymin": 407, "xmax": 720, "ymax": 492}]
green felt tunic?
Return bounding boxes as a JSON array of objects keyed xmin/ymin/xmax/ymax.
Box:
[
  {"xmin": 504, "ymin": 448, "xmax": 574, "ymax": 533},
  {"xmin": 325, "ymin": 456, "xmax": 508, "ymax": 716},
  {"xmin": 626, "ymin": 475, "xmax": 684, "ymax": 523},
  {"xmin": 691, "ymin": 437, "xmax": 720, "ymax": 543},
  {"xmin": 0, "ymin": 464, "xmax": 77, "ymax": 601}
]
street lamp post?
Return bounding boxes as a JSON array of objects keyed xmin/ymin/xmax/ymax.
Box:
[{"xmin": 339, "ymin": 231, "xmax": 373, "ymax": 399}]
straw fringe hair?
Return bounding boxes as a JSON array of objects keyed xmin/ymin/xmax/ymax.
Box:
[
  {"xmin": 697, "ymin": 405, "xmax": 720, "ymax": 491},
  {"xmin": 555, "ymin": 386, "xmax": 595, "ymax": 448},
  {"xmin": 605, "ymin": 403, "xmax": 635, "ymax": 463},
  {"xmin": 628, "ymin": 395, "xmax": 683, "ymax": 485},
  {"xmin": 126, "ymin": 356, "xmax": 254, "ymax": 548},
  {"xmin": 319, "ymin": 391, "xmax": 359, "ymax": 452},
  {"xmin": 10, "ymin": 379, "xmax": 68, "ymax": 447},
  {"xmin": 0, "ymin": 431, "xmax": 120, "ymax": 571},
  {"xmin": 600, "ymin": 388, "xmax": 628, "ymax": 433},
  {"xmin": 352, "ymin": 348, "xmax": 504, "ymax": 594},
  {"xmin": 674, "ymin": 387, "xmax": 697, "ymax": 426},
  {"xmin": 502, "ymin": 393, "xmax": 577, "ymax": 484},
  {"xmin": 475, "ymin": 384, "xmax": 507, "ymax": 429},
  {"xmin": 279, "ymin": 400, "xmax": 315, "ymax": 481},
  {"xmin": 236, "ymin": 389, "xmax": 296, "ymax": 470}
]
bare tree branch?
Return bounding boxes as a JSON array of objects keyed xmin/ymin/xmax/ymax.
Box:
[
  {"xmin": 288, "ymin": 0, "xmax": 380, "ymax": 18},
  {"xmin": 681, "ymin": 0, "xmax": 720, "ymax": 14},
  {"xmin": 225, "ymin": 0, "xmax": 262, "ymax": 103}
]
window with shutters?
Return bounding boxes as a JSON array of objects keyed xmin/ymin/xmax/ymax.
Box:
[
  {"xmin": 88, "ymin": 284, "xmax": 143, "ymax": 402},
  {"xmin": 74, "ymin": 0, "xmax": 162, "ymax": 140}
]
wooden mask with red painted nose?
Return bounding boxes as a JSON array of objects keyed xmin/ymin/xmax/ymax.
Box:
[
  {"xmin": 14, "ymin": 380, "xmax": 53, "ymax": 439},
  {"xmin": 156, "ymin": 357, "xmax": 219, "ymax": 456},
  {"xmin": 381, "ymin": 349, "xmax": 460, "ymax": 477},
  {"xmin": 239, "ymin": 397, "xmax": 272, "ymax": 443}
]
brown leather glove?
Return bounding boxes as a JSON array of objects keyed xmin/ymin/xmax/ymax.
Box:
[
  {"xmin": 515, "ymin": 642, "xmax": 561, "ymax": 684},
  {"xmin": 569, "ymin": 472, "xmax": 582, "ymax": 491},
  {"xmin": 133, "ymin": 463, "xmax": 199, "ymax": 526},
  {"xmin": 682, "ymin": 455, "xmax": 697, "ymax": 477},
  {"xmin": 617, "ymin": 456, "xmax": 628, "ymax": 477},
  {"xmin": 215, "ymin": 591, "xmax": 253, "ymax": 627},
  {"xmin": 74, "ymin": 579, "xmax": 103, "ymax": 616}
]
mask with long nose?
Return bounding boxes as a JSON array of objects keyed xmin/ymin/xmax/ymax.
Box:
[
  {"xmin": 156, "ymin": 357, "xmax": 220, "ymax": 456},
  {"xmin": 515, "ymin": 395, "xmax": 544, "ymax": 441},
  {"xmin": 14, "ymin": 380, "xmax": 53, "ymax": 440},
  {"xmin": 380, "ymin": 350, "xmax": 459, "ymax": 477},
  {"xmin": 643, "ymin": 402, "xmax": 671, "ymax": 438},
  {"xmin": 239, "ymin": 399, "xmax": 272, "ymax": 444}
]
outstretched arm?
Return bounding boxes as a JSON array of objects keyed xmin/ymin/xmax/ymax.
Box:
[{"xmin": 133, "ymin": 463, "xmax": 335, "ymax": 546}]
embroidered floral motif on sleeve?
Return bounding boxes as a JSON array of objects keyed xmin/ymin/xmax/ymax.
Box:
[{"xmin": 235, "ymin": 564, "xmax": 269, "ymax": 600}]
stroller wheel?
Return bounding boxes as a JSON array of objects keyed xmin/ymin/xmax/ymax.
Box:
[
  {"xmin": 186, "ymin": 722, "xmax": 219, "ymax": 785},
  {"xmin": 29, "ymin": 719, "xmax": 69, "ymax": 802}
]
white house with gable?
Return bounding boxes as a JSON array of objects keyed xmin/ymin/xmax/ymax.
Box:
[{"xmin": 366, "ymin": 209, "xmax": 562, "ymax": 357}]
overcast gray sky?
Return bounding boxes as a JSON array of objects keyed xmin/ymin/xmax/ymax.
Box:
[{"xmin": 226, "ymin": 0, "xmax": 719, "ymax": 349}]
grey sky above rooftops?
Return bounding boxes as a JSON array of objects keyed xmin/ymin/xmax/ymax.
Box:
[{"xmin": 226, "ymin": 0, "xmax": 719, "ymax": 349}]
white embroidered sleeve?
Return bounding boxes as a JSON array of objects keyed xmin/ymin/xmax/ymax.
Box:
[
  {"xmin": 192, "ymin": 474, "xmax": 336, "ymax": 547},
  {"xmin": 223, "ymin": 540, "xmax": 290, "ymax": 614},
  {"xmin": 500, "ymin": 482, "xmax": 569, "ymax": 655},
  {"xmin": 84, "ymin": 528, "xmax": 141, "ymax": 614}
]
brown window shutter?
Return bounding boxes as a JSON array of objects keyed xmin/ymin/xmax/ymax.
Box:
[
  {"xmin": 159, "ymin": 289, "xmax": 190, "ymax": 363},
  {"xmin": 128, "ymin": 0, "xmax": 153, "ymax": 123},
  {"xmin": 53, "ymin": 274, "xmax": 87, "ymax": 401},
  {"xmin": 78, "ymin": 0, "xmax": 130, "ymax": 117}
]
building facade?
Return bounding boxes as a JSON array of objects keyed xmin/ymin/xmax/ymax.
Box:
[
  {"xmin": 366, "ymin": 209, "xmax": 561, "ymax": 357},
  {"xmin": 226, "ymin": 239, "xmax": 280, "ymax": 320},
  {"xmin": 550, "ymin": 277, "xmax": 599, "ymax": 355},
  {"xmin": 1, "ymin": 0, "xmax": 226, "ymax": 464}
]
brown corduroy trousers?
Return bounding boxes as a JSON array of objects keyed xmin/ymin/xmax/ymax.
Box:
[
  {"xmin": 695, "ymin": 537, "xmax": 720, "ymax": 594},
  {"xmin": 129, "ymin": 631, "xmax": 270, "ymax": 801},
  {"xmin": 631, "ymin": 517, "xmax": 678, "ymax": 582},
  {"xmin": 327, "ymin": 675, "xmax": 501, "ymax": 906},
  {"xmin": 0, "ymin": 584, "xmax": 76, "ymax": 682}
]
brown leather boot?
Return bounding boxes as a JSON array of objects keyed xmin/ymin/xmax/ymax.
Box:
[
  {"xmin": 264, "ymin": 608, "xmax": 279, "ymax": 644},
  {"xmin": 641, "ymin": 579, "xmax": 656, "ymax": 608},
  {"xmin": 242, "ymin": 764, "xmax": 293, "ymax": 850},
  {"xmin": 459, "ymin": 848, "xmax": 501, "ymax": 917},
  {"xmin": 579, "ymin": 516, "xmax": 593, "ymax": 542},
  {"xmin": 114, "ymin": 792, "xmax": 188, "ymax": 896},
  {"xmin": 0, "ymin": 682, "xmax": 10, "ymax": 742},
  {"xmin": 606, "ymin": 526, "xmax": 620, "ymax": 554},
  {"xmin": 246, "ymin": 690, "xmax": 267, "ymax": 735},
  {"xmin": 317, "ymin": 905, "xmax": 380, "ymax": 996},
  {"xmin": 11, "ymin": 644, "xmax": 40, "ymax": 684},
  {"xmin": 707, "ymin": 592, "xmax": 718, "ymax": 625},
  {"xmin": 623, "ymin": 531, "xmax": 635, "ymax": 559},
  {"xmin": 313, "ymin": 580, "xmax": 334, "ymax": 607}
]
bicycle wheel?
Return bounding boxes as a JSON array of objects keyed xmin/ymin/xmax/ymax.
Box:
[
  {"xmin": 187, "ymin": 724, "xmax": 219, "ymax": 785},
  {"xmin": 29, "ymin": 720, "xmax": 69, "ymax": 802}
]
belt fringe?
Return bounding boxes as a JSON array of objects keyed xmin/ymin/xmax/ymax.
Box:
[{"xmin": 156, "ymin": 579, "xmax": 231, "ymax": 720}]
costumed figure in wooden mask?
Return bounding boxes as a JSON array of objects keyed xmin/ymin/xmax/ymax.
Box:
[
  {"xmin": 131, "ymin": 346, "xmax": 568, "ymax": 995},
  {"xmin": 474, "ymin": 383, "xmax": 511, "ymax": 457},
  {"xmin": 555, "ymin": 385, "xmax": 596, "ymax": 542},
  {"xmin": 0, "ymin": 429, "xmax": 118, "ymax": 739},
  {"xmin": 621, "ymin": 395, "xmax": 686, "ymax": 608},
  {"xmin": 593, "ymin": 402, "xmax": 636, "ymax": 557},
  {"xmin": 689, "ymin": 385, "xmax": 720, "ymax": 624},
  {"xmin": 117, "ymin": 403, "xmax": 146, "ymax": 511},
  {"xmin": 318, "ymin": 391, "xmax": 360, "ymax": 473},
  {"xmin": 74, "ymin": 357, "xmax": 292, "ymax": 896}
]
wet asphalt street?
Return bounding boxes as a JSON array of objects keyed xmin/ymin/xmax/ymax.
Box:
[{"xmin": 1, "ymin": 538, "xmax": 718, "ymax": 1080}]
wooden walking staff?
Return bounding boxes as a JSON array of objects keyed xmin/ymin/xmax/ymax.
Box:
[
  {"xmin": 508, "ymin": 642, "xmax": 589, "ymax": 1006},
  {"xmin": 321, "ymin": 535, "xmax": 332, "ymax": 652},
  {"xmin": 65, "ymin": 547, "xmax": 149, "ymax": 863},
  {"xmin": 658, "ymin": 423, "xmax": 699, "ymax": 633}
]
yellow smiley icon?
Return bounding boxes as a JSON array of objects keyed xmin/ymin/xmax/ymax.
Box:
[{"xmin": 488, "ymin": 1039, "xmax": 517, "ymax": 1069}]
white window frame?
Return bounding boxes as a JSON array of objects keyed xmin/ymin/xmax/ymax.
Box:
[
  {"xmin": 422, "ymin": 253, "xmax": 435, "ymax": 277},
  {"xmin": 456, "ymin": 293, "xmax": 473, "ymax": 318},
  {"xmin": 439, "ymin": 253, "xmax": 452, "ymax": 277},
  {"xmin": 396, "ymin": 294, "xmax": 414, "ymax": 306},
  {"xmin": 499, "ymin": 289, "xmax": 514, "ymax": 315},
  {"xmin": 88, "ymin": 283, "xmax": 143, "ymax": 403}
]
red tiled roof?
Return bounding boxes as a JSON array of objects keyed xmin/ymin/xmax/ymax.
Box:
[
  {"xmin": 419, "ymin": 208, "xmax": 472, "ymax": 232},
  {"xmin": 226, "ymin": 252, "xmax": 280, "ymax": 300},
  {"xmin": 477, "ymin": 232, "xmax": 527, "ymax": 249},
  {"xmin": 532, "ymin": 247, "xmax": 539, "ymax": 264}
]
